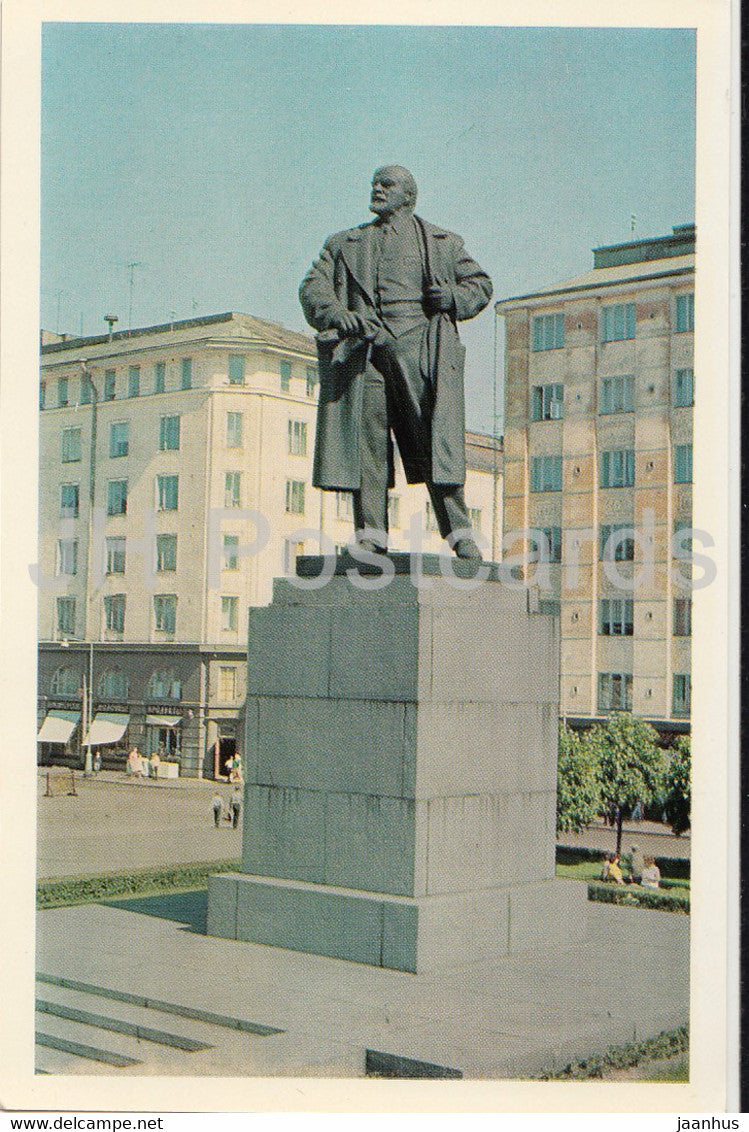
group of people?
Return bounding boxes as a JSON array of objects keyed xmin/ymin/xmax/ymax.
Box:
[
  {"xmin": 126, "ymin": 746, "xmax": 161, "ymax": 780},
  {"xmin": 212, "ymin": 785, "xmax": 242, "ymax": 829},
  {"xmin": 600, "ymin": 844, "xmax": 662, "ymax": 889}
]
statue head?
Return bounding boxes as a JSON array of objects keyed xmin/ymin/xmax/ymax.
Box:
[{"xmin": 369, "ymin": 165, "xmax": 417, "ymax": 218}]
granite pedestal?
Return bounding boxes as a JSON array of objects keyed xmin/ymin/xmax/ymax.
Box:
[{"xmin": 207, "ymin": 554, "xmax": 586, "ymax": 972}]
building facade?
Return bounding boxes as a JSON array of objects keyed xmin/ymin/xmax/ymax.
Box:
[
  {"xmin": 38, "ymin": 312, "xmax": 502, "ymax": 775},
  {"xmin": 497, "ymin": 225, "xmax": 694, "ymax": 734}
]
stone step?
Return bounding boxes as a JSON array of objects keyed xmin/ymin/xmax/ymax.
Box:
[{"xmin": 35, "ymin": 997, "xmax": 213, "ymax": 1052}]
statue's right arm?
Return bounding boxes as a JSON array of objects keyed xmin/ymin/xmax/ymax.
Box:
[{"xmin": 299, "ymin": 241, "xmax": 348, "ymax": 333}]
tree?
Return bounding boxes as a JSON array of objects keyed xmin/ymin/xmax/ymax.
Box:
[
  {"xmin": 556, "ymin": 723, "xmax": 601, "ymax": 833},
  {"xmin": 664, "ymin": 735, "xmax": 691, "ymax": 835},
  {"xmin": 589, "ymin": 712, "xmax": 668, "ymax": 855}
]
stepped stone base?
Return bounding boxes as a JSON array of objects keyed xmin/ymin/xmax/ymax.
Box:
[
  {"xmin": 207, "ymin": 873, "xmax": 585, "ymax": 974},
  {"xmin": 207, "ymin": 558, "xmax": 585, "ymax": 972}
]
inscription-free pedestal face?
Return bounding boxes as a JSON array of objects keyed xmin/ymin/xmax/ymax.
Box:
[{"xmin": 207, "ymin": 555, "xmax": 586, "ymax": 972}]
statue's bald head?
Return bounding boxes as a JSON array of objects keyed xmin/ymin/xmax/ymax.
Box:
[{"xmin": 370, "ymin": 166, "xmax": 418, "ymax": 217}]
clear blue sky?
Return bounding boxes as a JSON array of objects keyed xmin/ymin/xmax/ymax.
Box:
[{"xmin": 41, "ymin": 23, "xmax": 695, "ymax": 433}]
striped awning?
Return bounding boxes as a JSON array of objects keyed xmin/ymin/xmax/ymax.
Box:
[
  {"xmin": 145, "ymin": 715, "xmax": 182, "ymax": 728},
  {"xmin": 37, "ymin": 710, "xmax": 81, "ymax": 744},
  {"xmin": 82, "ymin": 712, "xmax": 130, "ymax": 747}
]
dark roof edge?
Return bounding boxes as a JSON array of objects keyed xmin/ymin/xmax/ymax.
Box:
[{"xmin": 494, "ymin": 264, "xmax": 695, "ymax": 310}]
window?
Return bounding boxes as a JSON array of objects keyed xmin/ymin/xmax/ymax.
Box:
[
  {"xmin": 674, "ymin": 369, "xmax": 694, "ymax": 408},
  {"xmin": 60, "ymin": 483, "xmax": 80, "ymax": 519},
  {"xmin": 224, "ymin": 471, "xmax": 241, "ymax": 508},
  {"xmin": 154, "ymin": 361, "xmax": 166, "ymax": 394},
  {"xmin": 159, "ymin": 414, "xmax": 180, "ymax": 451},
  {"xmin": 674, "ymin": 444, "xmax": 693, "ymax": 484},
  {"xmin": 598, "ymin": 672, "xmax": 633, "ymax": 712},
  {"xmin": 531, "ymin": 383, "xmax": 564, "ymax": 421},
  {"xmin": 219, "ymin": 666, "xmax": 237, "ymax": 702},
  {"xmin": 61, "ymin": 428, "xmax": 82, "ymax": 463},
  {"xmin": 80, "ymin": 373, "xmax": 92, "ymax": 405},
  {"xmin": 532, "ymin": 313, "xmax": 564, "ymax": 351},
  {"xmin": 103, "ymin": 596, "xmax": 126, "ymax": 635},
  {"xmin": 109, "ymin": 421, "xmax": 129, "ymax": 458},
  {"xmin": 156, "ymin": 534, "xmax": 177, "ymax": 573},
  {"xmin": 228, "ymin": 355, "xmax": 245, "ymax": 386},
  {"xmin": 285, "ymin": 479, "xmax": 305, "ymax": 515},
  {"xmin": 106, "ymin": 537, "xmax": 126, "ymax": 575},
  {"xmin": 283, "ymin": 539, "xmax": 305, "ymax": 574},
  {"xmin": 599, "ymin": 599, "xmax": 634, "ymax": 636},
  {"xmin": 306, "ymin": 366, "xmax": 317, "ymax": 397},
  {"xmin": 280, "ymin": 361, "xmax": 292, "ymax": 391},
  {"xmin": 50, "ymin": 666, "xmax": 80, "ymax": 697},
  {"xmin": 336, "ymin": 491, "xmax": 353, "ymax": 521},
  {"xmin": 148, "ymin": 670, "xmax": 181, "ymax": 700},
  {"xmin": 672, "ymin": 674, "xmax": 691, "ymax": 717},
  {"xmin": 154, "ymin": 594, "xmax": 177, "ymax": 633},
  {"xmin": 469, "ymin": 508, "xmax": 483, "ymax": 534},
  {"xmin": 58, "ymin": 377, "xmax": 69, "ymax": 407},
  {"xmin": 530, "ymin": 454, "xmax": 563, "ymax": 492},
  {"xmin": 128, "ymin": 366, "xmax": 140, "ymax": 398},
  {"xmin": 288, "ymin": 419, "xmax": 307, "ymax": 456},
  {"xmin": 226, "ymin": 412, "xmax": 243, "ymax": 448},
  {"xmin": 97, "ymin": 667, "xmax": 128, "ymax": 697},
  {"xmin": 600, "ymin": 524, "xmax": 635, "ymax": 561},
  {"xmin": 673, "ymin": 598, "xmax": 692, "ymax": 636},
  {"xmin": 531, "ymin": 526, "xmax": 562, "ymax": 563},
  {"xmin": 180, "ymin": 358, "xmax": 193, "ymax": 390},
  {"xmin": 672, "ymin": 520, "xmax": 693, "ymax": 556},
  {"xmin": 104, "ymin": 370, "xmax": 116, "ymax": 401},
  {"xmin": 600, "ymin": 449, "xmax": 635, "ymax": 488},
  {"xmin": 40, "ymin": 382, "xmax": 46, "ymax": 410},
  {"xmin": 56, "ymin": 539, "xmax": 78, "ymax": 576},
  {"xmin": 223, "ymin": 534, "xmax": 239, "ymax": 571},
  {"xmin": 107, "ymin": 479, "xmax": 128, "ymax": 516},
  {"xmin": 156, "ymin": 475, "xmax": 179, "ymax": 511},
  {"xmin": 56, "ymin": 597, "xmax": 76, "ymax": 636},
  {"xmin": 221, "ymin": 595, "xmax": 238, "ymax": 631},
  {"xmin": 675, "ymin": 293, "xmax": 694, "ymax": 333},
  {"xmin": 425, "ymin": 501, "xmax": 440, "ymax": 533},
  {"xmin": 601, "ymin": 303, "xmax": 636, "ymax": 343},
  {"xmin": 388, "ymin": 494, "xmax": 401, "ymax": 529},
  {"xmin": 600, "ymin": 374, "xmax": 634, "ymax": 414}
]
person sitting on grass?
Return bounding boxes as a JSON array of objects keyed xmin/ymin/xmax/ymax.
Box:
[
  {"xmin": 606, "ymin": 854, "xmax": 625, "ymax": 885},
  {"xmin": 625, "ymin": 844, "xmax": 645, "ymax": 885},
  {"xmin": 640, "ymin": 855, "xmax": 662, "ymax": 889},
  {"xmin": 600, "ymin": 852, "xmax": 613, "ymax": 881}
]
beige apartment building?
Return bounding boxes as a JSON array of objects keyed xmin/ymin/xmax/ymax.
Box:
[
  {"xmin": 37, "ymin": 312, "xmax": 501, "ymax": 775},
  {"xmin": 496, "ymin": 225, "xmax": 694, "ymax": 734}
]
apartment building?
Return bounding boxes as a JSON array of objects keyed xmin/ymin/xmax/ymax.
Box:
[
  {"xmin": 496, "ymin": 225, "xmax": 694, "ymax": 734},
  {"xmin": 37, "ymin": 312, "xmax": 502, "ymax": 775}
]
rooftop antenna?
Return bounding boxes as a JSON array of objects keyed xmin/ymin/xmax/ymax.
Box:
[
  {"xmin": 126, "ymin": 261, "xmax": 144, "ymax": 335},
  {"xmin": 630, "ymin": 215, "xmax": 637, "ymax": 235},
  {"xmin": 170, "ymin": 310, "xmax": 177, "ymax": 332},
  {"xmin": 104, "ymin": 314, "xmax": 119, "ymax": 342}
]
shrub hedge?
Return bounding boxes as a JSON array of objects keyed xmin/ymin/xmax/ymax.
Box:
[
  {"xmin": 556, "ymin": 843, "xmax": 690, "ymax": 880},
  {"xmin": 538, "ymin": 1025, "xmax": 689, "ymax": 1080},
  {"xmin": 587, "ymin": 881, "xmax": 690, "ymax": 913},
  {"xmin": 37, "ymin": 860, "xmax": 241, "ymax": 908}
]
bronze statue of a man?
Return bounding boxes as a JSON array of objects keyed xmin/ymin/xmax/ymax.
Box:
[{"xmin": 299, "ymin": 165, "xmax": 492, "ymax": 559}]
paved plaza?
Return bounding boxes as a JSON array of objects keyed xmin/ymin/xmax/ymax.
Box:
[{"xmin": 36, "ymin": 769, "xmax": 689, "ymax": 881}]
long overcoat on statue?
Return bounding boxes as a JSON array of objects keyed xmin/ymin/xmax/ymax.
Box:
[{"xmin": 299, "ymin": 216, "xmax": 492, "ymax": 490}]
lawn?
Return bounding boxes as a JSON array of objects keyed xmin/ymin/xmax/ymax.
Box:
[{"xmin": 556, "ymin": 858, "xmax": 690, "ymax": 894}]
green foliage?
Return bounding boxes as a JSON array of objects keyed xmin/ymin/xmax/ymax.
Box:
[
  {"xmin": 664, "ymin": 735, "xmax": 691, "ymax": 835},
  {"xmin": 556, "ymin": 723, "xmax": 601, "ymax": 833},
  {"xmin": 587, "ymin": 712, "xmax": 667, "ymax": 852},
  {"xmin": 37, "ymin": 859, "xmax": 240, "ymax": 908},
  {"xmin": 587, "ymin": 882, "xmax": 689, "ymax": 914},
  {"xmin": 538, "ymin": 1026, "xmax": 689, "ymax": 1080}
]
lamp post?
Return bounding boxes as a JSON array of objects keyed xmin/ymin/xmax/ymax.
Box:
[{"xmin": 84, "ymin": 639, "xmax": 94, "ymax": 777}]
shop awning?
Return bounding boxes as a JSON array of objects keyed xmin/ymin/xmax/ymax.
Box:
[
  {"xmin": 37, "ymin": 710, "xmax": 81, "ymax": 744},
  {"xmin": 82, "ymin": 712, "xmax": 130, "ymax": 747},
  {"xmin": 145, "ymin": 715, "xmax": 182, "ymax": 728}
]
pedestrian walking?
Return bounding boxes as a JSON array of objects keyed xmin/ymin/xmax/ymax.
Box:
[
  {"xmin": 149, "ymin": 750, "xmax": 161, "ymax": 781},
  {"xmin": 92, "ymin": 751, "xmax": 102, "ymax": 774},
  {"xmin": 230, "ymin": 786, "xmax": 242, "ymax": 829},
  {"xmin": 212, "ymin": 790, "xmax": 223, "ymax": 828}
]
